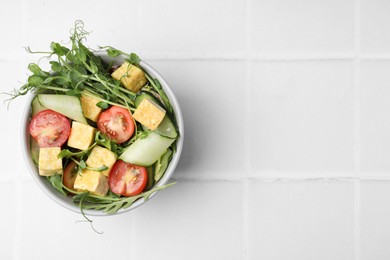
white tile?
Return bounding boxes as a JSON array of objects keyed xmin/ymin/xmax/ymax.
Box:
[
  {"xmin": 147, "ymin": 60, "xmax": 247, "ymax": 178},
  {"xmin": 137, "ymin": 0, "xmax": 246, "ymax": 55},
  {"xmin": 0, "ymin": 61, "xmax": 29, "ymax": 179},
  {"xmin": 23, "ymin": 0, "xmax": 141, "ymax": 53},
  {"xmin": 19, "ymin": 182, "xmax": 138, "ymax": 259},
  {"xmin": 360, "ymin": 61, "xmax": 390, "ymax": 174},
  {"xmin": 360, "ymin": 0, "xmax": 390, "ymax": 53},
  {"xmin": 133, "ymin": 181, "xmax": 244, "ymax": 260},
  {"xmin": 0, "ymin": 182, "xmax": 17, "ymax": 259},
  {"xmin": 24, "ymin": 0, "xmax": 245, "ymax": 56},
  {"xmin": 251, "ymin": 0, "xmax": 354, "ymax": 53},
  {"xmin": 248, "ymin": 180, "xmax": 355, "ymax": 260},
  {"xmin": 250, "ymin": 61, "xmax": 354, "ymax": 176},
  {"xmin": 361, "ymin": 181, "xmax": 390, "ymax": 260},
  {"xmin": 0, "ymin": 0, "xmax": 23, "ymax": 54}
]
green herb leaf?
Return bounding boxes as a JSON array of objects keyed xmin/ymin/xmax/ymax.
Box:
[
  {"xmin": 50, "ymin": 61, "xmax": 62, "ymax": 72},
  {"xmin": 154, "ymin": 148, "xmax": 173, "ymax": 182},
  {"xmin": 58, "ymin": 149, "xmax": 73, "ymax": 159},
  {"xmin": 91, "ymin": 165, "xmax": 108, "ymax": 172},
  {"xmin": 28, "ymin": 75, "xmax": 44, "ymax": 85},
  {"xmin": 129, "ymin": 53, "xmax": 140, "ymax": 64},
  {"xmin": 95, "ymin": 132, "xmax": 112, "ymax": 150},
  {"xmin": 140, "ymin": 132, "xmax": 148, "ymax": 139},
  {"xmin": 106, "ymin": 47, "xmax": 121, "ymax": 57},
  {"xmin": 96, "ymin": 101, "xmax": 109, "ymax": 109},
  {"xmin": 50, "ymin": 42, "xmax": 69, "ymax": 56},
  {"xmin": 66, "ymin": 90, "xmax": 80, "ymax": 96},
  {"xmin": 28, "ymin": 63, "xmax": 42, "ymax": 75},
  {"xmin": 47, "ymin": 174, "xmax": 66, "ymax": 196},
  {"xmin": 79, "ymin": 160, "xmax": 86, "ymax": 169},
  {"xmin": 53, "ymin": 75, "xmax": 71, "ymax": 86}
]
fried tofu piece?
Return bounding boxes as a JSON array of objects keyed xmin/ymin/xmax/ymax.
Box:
[
  {"xmin": 85, "ymin": 146, "xmax": 117, "ymax": 177},
  {"xmin": 133, "ymin": 99, "xmax": 166, "ymax": 130},
  {"xmin": 111, "ymin": 62, "xmax": 146, "ymax": 93},
  {"xmin": 80, "ymin": 93, "xmax": 102, "ymax": 122},
  {"xmin": 67, "ymin": 121, "xmax": 96, "ymax": 150},
  {"xmin": 73, "ymin": 169, "xmax": 109, "ymax": 196},
  {"xmin": 38, "ymin": 147, "xmax": 62, "ymax": 176}
]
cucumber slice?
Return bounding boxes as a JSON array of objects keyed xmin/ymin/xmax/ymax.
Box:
[
  {"xmin": 119, "ymin": 132, "xmax": 175, "ymax": 166},
  {"xmin": 154, "ymin": 115, "xmax": 178, "ymax": 139},
  {"xmin": 31, "ymin": 97, "xmax": 46, "ymax": 117},
  {"xmin": 38, "ymin": 94, "xmax": 87, "ymax": 124},
  {"xmin": 134, "ymin": 91, "xmax": 160, "ymax": 108},
  {"xmin": 154, "ymin": 148, "xmax": 173, "ymax": 182},
  {"xmin": 135, "ymin": 91, "xmax": 178, "ymax": 138},
  {"xmin": 30, "ymin": 137, "xmax": 40, "ymax": 166}
]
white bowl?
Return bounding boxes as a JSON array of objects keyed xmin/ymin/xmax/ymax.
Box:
[{"xmin": 21, "ymin": 55, "xmax": 184, "ymax": 216}]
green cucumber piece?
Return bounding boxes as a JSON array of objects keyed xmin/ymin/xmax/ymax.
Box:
[
  {"xmin": 30, "ymin": 137, "xmax": 40, "ymax": 165},
  {"xmin": 134, "ymin": 91, "xmax": 160, "ymax": 108},
  {"xmin": 154, "ymin": 115, "xmax": 178, "ymax": 139},
  {"xmin": 154, "ymin": 148, "xmax": 173, "ymax": 182},
  {"xmin": 31, "ymin": 97, "xmax": 46, "ymax": 117},
  {"xmin": 135, "ymin": 91, "xmax": 178, "ymax": 138},
  {"xmin": 119, "ymin": 132, "xmax": 175, "ymax": 166},
  {"xmin": 38, "ymin": 94, "xmax": 87, "ymax": 124}
]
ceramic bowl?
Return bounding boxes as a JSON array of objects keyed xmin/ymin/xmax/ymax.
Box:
[{"xmin": 21, "ymin": 55, "xmax": 183, "ymax": 216}]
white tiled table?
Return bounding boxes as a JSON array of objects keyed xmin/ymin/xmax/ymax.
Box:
[{"xmin": 1, "ymin": 0, "xmax": 390, "ymax": 259}]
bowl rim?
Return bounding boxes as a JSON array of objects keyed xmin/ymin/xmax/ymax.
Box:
[{"xmin": 21, "ymin": 57, "xmax": 184, "ymax": 216}]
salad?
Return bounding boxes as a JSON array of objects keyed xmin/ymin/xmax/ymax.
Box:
[{"xmin": 10, "ymin": 21, "xmax": 179, "ymax": 215}]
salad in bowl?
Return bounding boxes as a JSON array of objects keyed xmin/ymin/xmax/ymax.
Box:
[{"xmin": 13, "ymin": 21, "xmax": 183, "ymax": 216}]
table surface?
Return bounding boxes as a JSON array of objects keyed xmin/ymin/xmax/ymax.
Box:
[{"xmin": 1, "ymin": 0, "xmax": 390, "ymax": 259}]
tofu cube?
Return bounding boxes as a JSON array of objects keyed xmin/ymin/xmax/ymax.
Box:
[
  {"xmin": 38, "ymin": 147, "xmax": 63, "ymax": 176},
  {"xmin": 67, "ymin": 121, "xmax": 96, "ymax": 150},
  {"xmin": 111, "ymin": 62, "xmax": 146, "ymax": 93},
  {"xmin": 73, "ymin": 169, "xmax": 109, "ymax": 196},
  {"xmin": 80, "ymin": 93, "xmax": 102, "ymax": 122},
  {"xmin": 86, "ymin": 146, "xmax": 117, "ymax": 177},
  {"xmin": 133, "ymin": 99, "xmax": 166, "ymax": 130}
]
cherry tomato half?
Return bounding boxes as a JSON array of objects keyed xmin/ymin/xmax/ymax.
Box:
[
  {"xmin": 29, "ymin": 109, "xmax": 70, "ymax": 147},
  {"xmin": 108, "ymin": 160, "xmax": 148, "ymax": 197},
  {"xmin": 63, "ymin": 161, "xmax": 78, "ymax": 190},
  {"xmin": 97, "ymin": 106, "xmax": 134, "ymax": 144}
]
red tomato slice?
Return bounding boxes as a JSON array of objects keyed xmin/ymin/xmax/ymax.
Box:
[
  {"xmin": 109, "ymin": 160, "xmax": 148, "ymax": 196},
  {"xmin": 97, "ymin": 106, "xmax": 134, "ymax": 144},
  {"xmin": 29, "ymin": 109, "xmax": 70, "ymax": 147},
  {"xmin": 63, "ymin": 161, "xmax": 78, "ymax": 190}
]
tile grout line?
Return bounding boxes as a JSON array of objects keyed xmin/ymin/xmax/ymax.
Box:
[
  {"xmin": 12, "ymin": 181, "xmax": 22, "ymax": 260},
  {"xmin": 353, "ymin": 60, "xmax": 361, "ymax": 260},
  {"xmin": 353, "ymin": 0, "xmax": 361, "ymax": 259},
  {"xmin": 5, "ymin": 174, "xmax": 390, "ymax": 183},
  {"xmin": 13, "ymin": 1, "xmax": 27, "ymax": 259},
  {"xmin": 243, "ymin": 0, "xmax": 252, "ymax": 258},
  {"xmin": 354, "ymin": 179, "xmax": 361, "ymax": 260},
  {"xmin": 2, "ymin": 52, "xmax": 390, "ymax": 62}
]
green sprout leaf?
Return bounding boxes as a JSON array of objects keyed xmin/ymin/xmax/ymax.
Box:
[
  {"xmin": 96, "ymin": 101, "xmax": 109, "ymax": 109},
  {"xmin": 106, "ymin": 47, "xmax": 121, "ymax": 57},
  {"xmin": 79, "ymin": 160, "xmax": 87, "ymax": 169},
  {"xmin": 50, "ymin": 61, "xmax": 62, "ymax": 72},
  {"xmin": 129, "ymin": 53, "xmax": 140, "ymax": 64},
  {"xmin": 50, "ymin": 42, "xmax": 69, "ymax": 56},
  {"xmin": 28, "ymin": 75, "xmax": 44, "ymax": 86},
  {"xmin": 47, "ymin": 174, "xmax": 66, "ymax": 196},
  {"xmin": 28, "ymin": 63, "xmax": 44, "ymax": 75}
]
